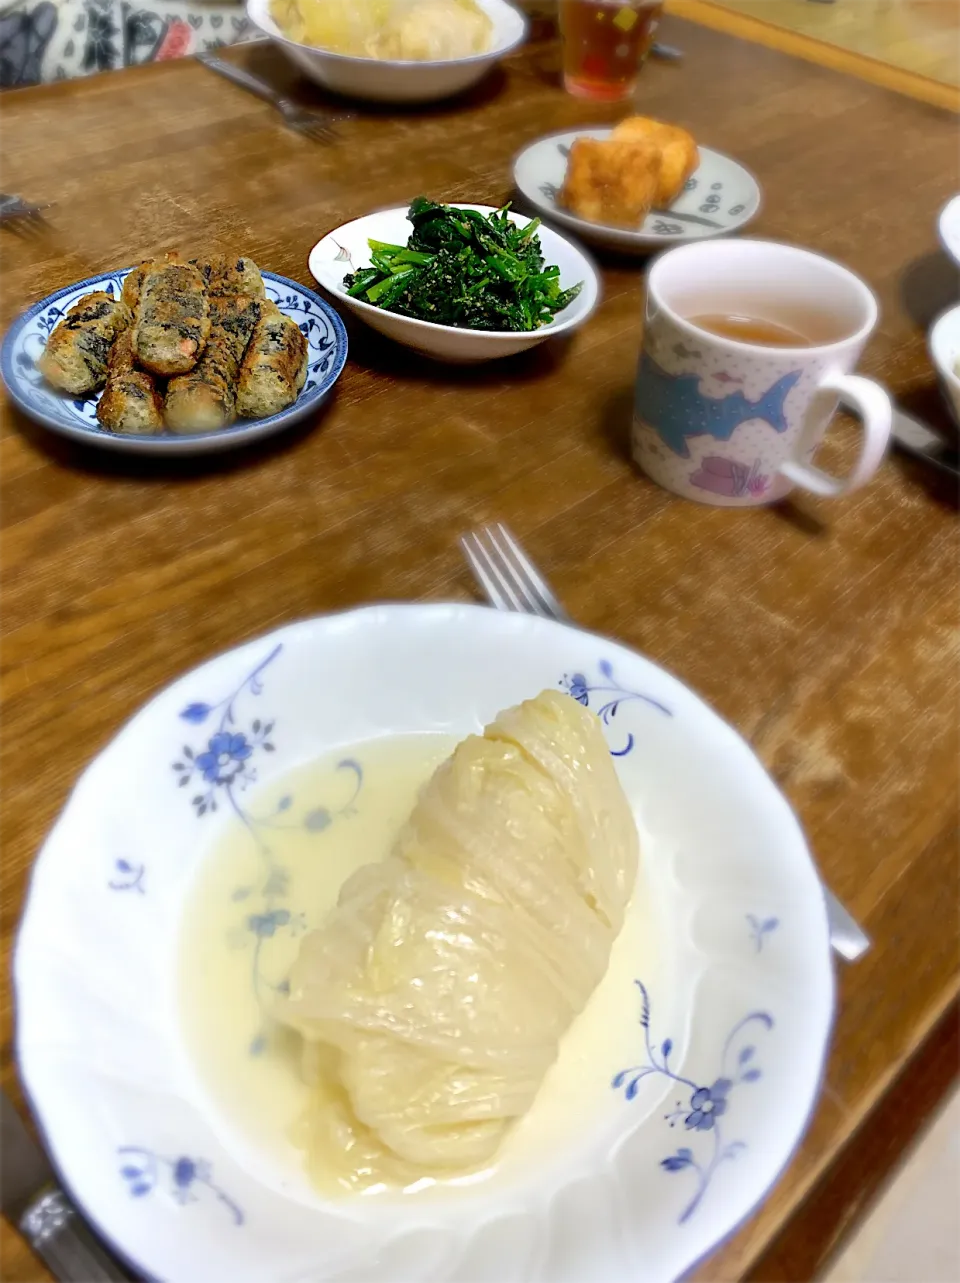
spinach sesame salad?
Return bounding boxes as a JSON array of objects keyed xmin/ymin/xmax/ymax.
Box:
[{"xmin": 343, "ymin": 198, "xmax": 583, "ymax": 333}]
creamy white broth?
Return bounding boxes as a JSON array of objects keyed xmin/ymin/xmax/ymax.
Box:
[{"xmin": 179, "ymin": 733, "xmax": 659, "ymax": 1206}]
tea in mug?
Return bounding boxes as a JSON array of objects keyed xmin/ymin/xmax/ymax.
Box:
[{"xmin": 684, "ymin": 311, "xmax": 842, "ymax": 348}]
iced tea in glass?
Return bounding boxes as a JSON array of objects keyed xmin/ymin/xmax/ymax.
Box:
[{"xmin": 559, "ymin": 0, "xmax": 662, "ymax": 101}]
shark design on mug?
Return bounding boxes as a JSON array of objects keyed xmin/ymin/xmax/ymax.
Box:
[{"xmin": 634, "ymin": 350, "xmax": 803, "ymax": 459}]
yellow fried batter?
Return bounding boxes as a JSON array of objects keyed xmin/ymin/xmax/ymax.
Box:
[
  {"xmin": 612, "ymin": 117, "xmax": 699, "ymax": 207},
  {"xmin": 559, "ymin": 137, "xmax": 662, "ymax": 229}
]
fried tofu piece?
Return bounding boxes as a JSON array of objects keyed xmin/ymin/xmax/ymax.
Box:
[
  {"xmin": 133, "ymin": 254, "xmax": 210, "ymax": 376},
  {"xmin": 38, "ymin": 291, "xmax": 129, "ymax": 396},
  {"xmin": 612, "ymin": 117, "xmax": 699, "ymax": 207},
  {"xmin": 235, "ymin": 301, "xmax": 307, "ymax": 419},
  {"xmin": 559, "ymin": 136, "xmax": 661, "ymax": 229},
  {"xmin": 96, "ymin": 328, "xmax": 164, "ymax": 435},
  {"xmin": 165, "ymin": 294, "xmax": 261, "ymax": 434}
]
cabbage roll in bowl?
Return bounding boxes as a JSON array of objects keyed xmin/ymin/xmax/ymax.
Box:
[
  {"xmin": 246, "ymin": 0, "xmax": 528, "ymax": 104},
  {"xmin": 273, "ymin": 689, "xmax": 640, "ymax": 1193},
  {"xmin": 271, "ymin": 0, "xmax": 493, "ymax": 60}
]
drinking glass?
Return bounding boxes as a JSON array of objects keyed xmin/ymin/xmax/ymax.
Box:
[{"xmin": 559, "ymin": 0, "xmax": 662, "ymax": 101}]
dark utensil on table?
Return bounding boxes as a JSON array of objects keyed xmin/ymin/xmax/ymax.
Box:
[
  {"xmin": 0, "ymin": 193, "xmax": 51, "ymax": 236},
  {"xmin": 197, "ymin": 53, "xmax": 354, "ymax": 143},
  {"xmin": 460, "ymin": 523, "xmax": 871, "ymax": 963},
  {"xmin": 1, "ymin": 1088, "xmax": 131, "ymax": 1280},
  {"xmin": 650, "ymin": 41, "xmax": 683, "ymax": 61},
  {"xmin": 841, "ymin": 396, "xmax": 960, "ymax": 479}
]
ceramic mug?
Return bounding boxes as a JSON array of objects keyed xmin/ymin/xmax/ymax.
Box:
[{"xmin": 632, "ymin": 240, "xmax": 892, "ymax": 506}]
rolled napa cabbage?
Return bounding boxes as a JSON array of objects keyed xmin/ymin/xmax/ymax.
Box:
[{"xmin": 275, "ymin": 689, "xmax": 639, "ymax": 1190}]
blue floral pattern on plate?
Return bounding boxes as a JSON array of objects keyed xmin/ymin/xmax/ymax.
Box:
[
  {"xmin": 560, "ymin": 660, "xmax": 672, "ymax": 756},
  {"xmin": 747, "ymin": 914, "xmax": 779, "ymax": 952},
  {"xmin": 0, "ymin": 269, "xmax": 348, "ymax": 454},
  {"xmin": 173, "ymin": 643, "xmax": 363, "ymax": 1050},
  {"xmin": 118, "ymin": 1147, "xmax": 243, "ymax": 1226},
  {"xmin": 613, "ymin": 982, "xmax": 774, "ymax": 1224},
  {"xmin": 108, "ymin": 859, "xmax": 145, "ymax": 894}
]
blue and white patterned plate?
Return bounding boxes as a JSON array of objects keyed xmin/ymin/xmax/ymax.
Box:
[
  {"xmin": 0, "ymin": 270, "xmax": 348, "ymax": 455},
  {"xmin": 15, "ymin": 605, "xmax": 833, "ymax": 1283},
  {"xmin": 513, "ymin": 129, "xmax": 761, "ymax": 255}
]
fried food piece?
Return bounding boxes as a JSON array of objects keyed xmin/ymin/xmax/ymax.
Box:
[
  {"xmin": 192, "ymin": 255, "xmax": 265, "ymax": 300},
  {"xmin": 38, "ymin": 291, "xmax": 128, "ymax": 396},
  {"xmin": 121, "ymin": 260, "xmax": 153, "ymax": 313},
  {"xmin": 559, "ymin": 136, "xmax": 661, "ymax": 229},
  {"xmin": 235, "ymin": 301, "xmax": 307, "ymax": 419},
  {"xmin": 612, "ymin": 117, "xmax": 699, "ymax": 207},
  {"xmin": 96, "ymin": 328, "xmax": 164, "ymax": 435},
  {"xmin": 211, "ymin": 293, "xmax": 261, "ymax": 362},
  {"xmin": 133, "ymin": 254, "xmax": 210, "ymax": 376},
  {"xmin": 165, "ymin": 294, "xmax": 261, "ymax": 434},
  {"xmin": 164, "ymin": 333, "xmax": 237, "ymax": 434}
]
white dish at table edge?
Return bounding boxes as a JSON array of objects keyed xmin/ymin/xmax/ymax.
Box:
[
  {"xmin": 938, "ymin": 196, "xmax": 960, "ymax": 268},
  {"xmin": 0, "ymin": 269, "xmax": 348, "ymax": 456},
  {"xmin": 512, "ymin": 128, "xmax": 762, "ymax": 255},
  {"xmin": 310, "ymin": 204, "xmax": 600, "ymax": 363},
  {"xmin": 929, "ymin": 303, "xmax": 960, "ymax": 426},
  {"xmin": 16, "ymin": 602, "xmax": 834, "ymax": 1283},
  {"xmin": 245, "ymin": 0, "xmax": 527, "ymax": 104}
]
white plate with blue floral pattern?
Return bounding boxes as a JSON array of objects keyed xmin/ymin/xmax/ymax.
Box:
[
  {"xmin": 15, "ymin": 604, "xmax": 833, "ymax": 1283},
  {"xmin": 513, "ymin": 129, "xmax": 761, "ymax": 255},
  {"xmin": 0, "ymin": 269, "xmax": 348, "ymax": 455}
]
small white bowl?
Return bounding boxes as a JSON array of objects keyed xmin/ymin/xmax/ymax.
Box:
[
  {"xmin": 309, "ymin": 203, "xmax": 600, "ymax": 363},
  {"xmin": 245, "ymin": 0, "xmax": 527, "ymax": 104},
  {"xmin": 929, "ymin": 304, "xmax": 960, "ymax": 426},
  {"xmin": 938, "ymin": 196, "xmax": 960, "ymax": 267}
]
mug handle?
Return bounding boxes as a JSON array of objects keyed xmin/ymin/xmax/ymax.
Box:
[{"xmin": 778, "ymin": 372, "xmax": 892, "ymax": 498}]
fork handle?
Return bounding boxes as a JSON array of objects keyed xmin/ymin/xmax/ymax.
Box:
[
  {"xmin": 198, "ymin": 53, "xmax": 283, "ymax": 107},
  {"xmin": 21, "ymin": 1189, "xmax": 132, "ymax": 1281}
]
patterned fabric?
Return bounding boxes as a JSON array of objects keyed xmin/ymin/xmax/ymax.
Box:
[{"xmin": 0, "ymin": 0, "xmax": 249, "ymax": 86}]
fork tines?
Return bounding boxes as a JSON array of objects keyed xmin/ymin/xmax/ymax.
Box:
[
  {"xmin": 460, "ymin": 524, "xmax": 568, "ymax": 621},
  {"xmin": 296, "ymin": 121, "xmax": 338, "ymax": 144},
  {"xmin": 1, "ymin": 213, "xmax": 46, "ymax": 239},
  {"xmin": 0, "ymin": 193, "xmax": 51, "ymax": 237}
]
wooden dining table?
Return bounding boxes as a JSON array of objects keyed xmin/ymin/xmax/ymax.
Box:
[{"xmin": 1, "ymin": 14, "xmax": 958, "ymax": 1282}]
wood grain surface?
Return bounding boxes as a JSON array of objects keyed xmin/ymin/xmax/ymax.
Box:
[
  {"xmin": 666, "ymin": 0, "xmax": 960, "ymax": 111},
  {"xmin": 1, "ymin": 19, "xmax": 958, "ymax": 1281}
]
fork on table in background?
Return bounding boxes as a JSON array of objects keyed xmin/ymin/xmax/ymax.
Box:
[
  {"xmin": 460, "ymin": 523, "xmax": 871, "ymax": 964},
  {"xmin": 197, "ymin": 52, "xmax": 354, "ymax": 144},
  {"xmin": 0, "ymin": 193, "xmax": 52, "ymax": 237}
]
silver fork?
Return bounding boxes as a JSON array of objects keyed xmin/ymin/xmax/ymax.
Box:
[
  {"xmin": 197, "ymin": 53, "xmax": 353, "ymax": 144},
  {"xmin": 0, "ymin": 193, "xmax": 51, "ymax": 237},
  {"xmin": 460, "ymin": 523, "xmax": 870, "ymax": 963}
]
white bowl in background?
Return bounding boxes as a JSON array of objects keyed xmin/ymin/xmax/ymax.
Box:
[
  {"xmin": 245, "ymin": 0, "xmax": 527, "ymax": 103},
  {"xmin": 929, "ymin": 304, "xmax": 960, "ymax": 426},
  {"xmin": 309, "ymin": 203, "xmax": 600, "ymax": 362},
  {"xmin": 938, "ymin": 196, "xmax": 960, "ymax": 267}
]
